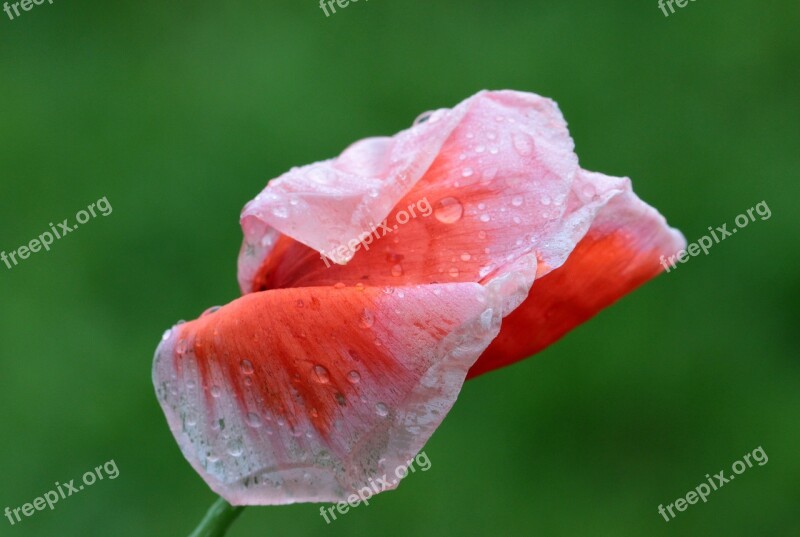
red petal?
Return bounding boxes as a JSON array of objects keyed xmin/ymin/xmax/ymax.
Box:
[
  {"xmin": 467, "ymin": 170, "xmax": 686, "ymax": 379},
  {"xmin": 153, "ymin": 283, "xmax": 501, "ymax": 505}
]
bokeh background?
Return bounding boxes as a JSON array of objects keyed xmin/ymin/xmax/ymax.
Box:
[{"xmin": 0, "ymin": 0, "xmax": 798, "ymax": 535}]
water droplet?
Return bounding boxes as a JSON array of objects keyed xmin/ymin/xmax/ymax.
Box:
[
  {"xmin": 513, "ymin": 133, "xmax": 534, "ymax": 155},
  {"xmin": 296, "ymin": 299, "xmax": 304, "ymax": 308},
  {"xmin": 512, "ymin": 196, "xmax": 524, "ymax": 207},
  {"xmin": 478, "ymin": 202, "xmax": 486, "ymax": 210},
  {"xmin": 541, "ymin": 195, "xmax": 552, "ymax": 206},
  {"xmin": 480, "ymin": 214, "xmax": 491, "ymax": 223},
  {"xmin": 391, "ymin": 264, "xmax": 404, "ymax": 277},
  {"xmin": 448, "ymin": 266, "xmax": 460, "ymax": 277},
  {"xmin": 240, "ymin": 360, "xmax": 255, "ymax": 375},
  {"xmin": 347, "ymin": 370, "xmax": 361, "ymax": 384},
  {"xmin": 461, "ymin": 167, "xmax": 474, "ymax": 178},
  {"xmin": 475, "ymin": 145, "xmax": 486, "ymax": 153},
  {"xmin": 489, "ymin": 146, "xmax": 499, "ymax": 155},
  {"xmin": 375, "ymin": 403, "xmax": 389, "ymax": 417},
  {"xmin": 161, "ymin": 329, "xmax": 172, "ymax": 341},
  {"xmin": 313, "ymin": 365, "xmax": 331, "ymax": 384},
  {"xmin": 582, "ymin": 183, "xmax": 597, "ymax": 199},
  {"xmin": 460, "ymin": 253, "xmax": 471, "ymax": 261},
  {"xmin": 434, "ymin": 197, "xmax": 464, "ymax": 224},
  {"xmin": 227, "ymin": 440, "xmax": 244, "ymax": 457},
  {"xmin": 458, "ymin": 153, "xmax": 467, "ymax": 161},
  {"xmin": 201, "ymin": 306, "xmax": 221, "ymax": 317},
  {"xmin": 246, "ymin": 412, "xmax": 262, "ymax": 428},
  {"xmin": 210, "ymin": 385, "xmax": 222, "ymax": 398},
  {"xmin": 355, "ymin": 282, "xmax": 365, "ymax": 291},
  {"xmin": 359, "ymin": 309, "xmax": 375, "ymax": 328},
  {"xmin": 513, "ymin": 216, "xmax": 521, "ymax": 224},
  {"xmin": 334, "ymin": 282, "xmax": 346, "ymax": 289},
  {"xmin": 478, "ymin": 230, "xmax": 487, "ymax": 239},
  {"xmin": 382, "ymin": 286, "xmax": 394, "ymax": 295},
  {"xmin": 271, "ymin": 206, "xmax": 289, "ymax": 219},
  {"xmin": 487, "ymin": 131, "xmax": 497, "ymax": 140},
  {"xmin": 413, "ymin": 111, "xmax": 434, "ymax": 126}
]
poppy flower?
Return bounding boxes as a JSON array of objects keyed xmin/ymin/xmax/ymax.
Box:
[{"xmin": 153, "ymin": 90, "xmax": 685, "ymax": 506}]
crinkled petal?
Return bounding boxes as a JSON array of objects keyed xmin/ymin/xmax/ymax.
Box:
[
  {"xmin": 467, "ymin": 170, "xmax": 686, "ymax": 378},
  {"xmin": 237, "ymin": 101, "xmax": 473, "ymax": 288},
  {"xmin": 153, "ymin": 283, "xmax": 501, "ymax": 505},
  {"xmin": 243, "ymin": 91, "xmax": 580, "ymax": 299}
]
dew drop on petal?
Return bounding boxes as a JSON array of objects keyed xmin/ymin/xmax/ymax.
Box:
[
  {"xmin": 480, "ymin": 214, "xmax": 491, "ymax": 223},
  {"xmin": 313, "ymin": 365, "xmax": 331, "ymax": 384},
  {"xmin": 347, "ymin": 370, "xmax": 361, "ymax": 384},
  {"xmin": 210, "ymin": 385, "xmax": 222, "ymax": 398},
  {"xmin": 359, "ymin": 309, "xmax": 375, "ymax": 328},
  {"xmin": 460, "ymin": 253, "xmax": 471, "ymax": 261},
  {"xmin": 448, "ymin": 267, "xmax": 460, "ymax": 278},
  {"xmin": 434, "ymin": 197, "xmax": 464, "ymax": 224},
  {"xmin": 512, "ymin": 133, "xmax": 534, "ymax": 156},
  {"xmin": 246, "ymin": 412, "xmax": 262, "ymax": 428},
  {"xmin": 375, "ymin": 403, "xmax": 389, "ymax": 417},
  {"xmin": 462, "ymin": 167, "xmax": 474, "ymax": 178},
  {"xmin": 227, "ymin": 440, "xmax": 244, "ymax": 457},
  {"xmin": 413, "ymin": 111, "xmax": 434, "ymax": 126},
  {"xmin": 512, "ymin": 196, "xmax": 524, "ymax": 207},
  {"xmin": 240, "ymin": 360, "xmax": 255, "ymax": 375}
]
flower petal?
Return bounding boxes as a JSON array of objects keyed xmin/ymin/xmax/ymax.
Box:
[
  {"xmin": 242, "ymin": 90, "xmax": 581, "ymax": 297},
  {"xmin": 467, "ymin": 170, "xmax": 686, "ymax": 379},
  {"xmin": 237, "ymin": 101, "xmax": 473, "ymax": 289},
  {"xmin": 153, "ymin": 283, "xmax": 501, "ymax": 505}
]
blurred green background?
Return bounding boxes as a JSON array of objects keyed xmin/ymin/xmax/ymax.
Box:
[{"xmin": 1, "ymin": 0, "xmax": 798, "ymax": 535}]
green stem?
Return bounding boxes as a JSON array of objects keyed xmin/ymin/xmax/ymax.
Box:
[{"xmin": 188, "ymin": 496, "xmax": 246, "ymax": 537}]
